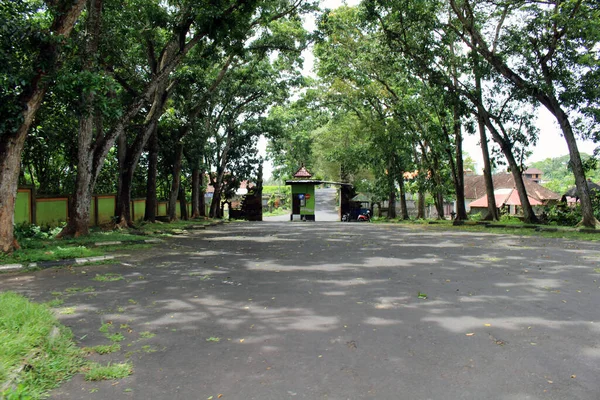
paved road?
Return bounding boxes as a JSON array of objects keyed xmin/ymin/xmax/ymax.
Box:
[
  {"xmin": 265, "ymin": 187, "xmax": 339, "ymax": 222},
  {"xmin": 1, "ymin": 222, "xmax": 600, "ymax": 399}
]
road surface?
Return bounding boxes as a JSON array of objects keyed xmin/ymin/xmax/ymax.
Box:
[{"xmin": 1, "ymin": 222, "xmax": 599, "ymax": 399}]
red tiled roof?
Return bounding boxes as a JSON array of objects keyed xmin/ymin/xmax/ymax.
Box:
[
  {"xmin": 470, "ymin": 188, "xmax": 542, "ymax": 208},
  {"xmin": 463, "ymin": 173, "xmax": 559, "ymax": 203},
  {"xmin": 293, "ymin": 165, "xmax": 312, "ymax": 178},
  {"xmin": 523, "ymin": 168, "xmax": 543, "ymax": 175}
]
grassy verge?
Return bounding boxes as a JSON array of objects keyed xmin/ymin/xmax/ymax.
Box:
[
  {"xmin": 376, "ymin": 218, "xmax": 600, "ymax": 241},
  {"xmin": 0, "ymin": 292, "xmax": 85, "ymax": 399},
  {"xmin": 1, "ymin": 219, "xmax": 218, "ymax": 267}
]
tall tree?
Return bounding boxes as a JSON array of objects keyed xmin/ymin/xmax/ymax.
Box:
[
  {"xmin": 0, "ymin": 0, "xmax": 86, "ymax": 251},
  {"xmin": 448, "ymin": 0, "xmax": 600, "ymax": 227}
]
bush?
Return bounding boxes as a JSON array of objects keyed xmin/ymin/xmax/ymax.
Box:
[
  {"xmin": 14, "ymin": 223, "xmax": 63, "ymax": 241},
  {"xmin": 542, "ymin": 203, "xmax": 581, "ymax": 226}
]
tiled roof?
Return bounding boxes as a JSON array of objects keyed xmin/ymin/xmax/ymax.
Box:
[
  {"xmin": 523, "ymin": 168, "xmax": 543, "ymax": 175},
  {"xmin": 470, "ymin": 188, "xmax": 542, "ymax": 208},
  {"xmin": 463, "ymin": 173, "xmax": 560, "ymax": 203},
  {"xmin": 293, "ymin": 165, "xmax": 312, "ymax": 178}
]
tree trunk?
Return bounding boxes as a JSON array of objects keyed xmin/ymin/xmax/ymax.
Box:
[
  {"xmin": 209, "ymin": 131, "xmax": 233, "ymax": 218},
  {"xmin": 475, "ymin": 72, "xmax": 498, "ymax": 221},
  {"xmin": 452, "ymin": 113, "xmax": 468, "ymax": 220},
  {"xmin": 114, "ymin": 132, "xmax": 131, "ymax": 227},
  {"xmin": 168, "ymin": 143, "xmax": 184, "ymax": 221},
  {"xmin": 60, "ymin": 115, "xmax": 102, "ymax": 237},
  {"xmin": 178, "ymin": 185, "xmax": 188, "ymax": 220},
  {"xmin": 553, "ymin": 105, "xmax": 597, "ymax": 227},
  {"xmin": 397, "ymin": 173, "xmax": 410, "ymax": 220},
  {"xmin": 115, "ymin": 115, "xmax": 163, "ymax": 226},
  {"xmin": 144, "ymin": 128, "xmax": 159, "ymax": 222},
  {"xmin": 0, "ymin": 131, "xmax": 29, "ymax": 251},
  {"xmin": 199, "ymin": 171, "xmax": 206, "ymax": 217},
  {"xmin": 478, "ymin": 111, "xmax": 539, "ymax": 224},
  {"xmin": 434, "ymin": 192, "xmax": 445, "ymax": 219},
  {"xmin": 209, "ymin": 174, "xmax": 224, "ymax": 218},
  {"xmin": 417, "ymin": 190, "xmax": 426, "ymax": 219},
  {"xmin": 58, "ymin": 0, "xmax": 103, "ymax": 238},
  {"xmin": 388, "ymin": 185, "xmax": 397, "ymax": 219},
  {"xmin": 191, "ymin": 169, "xmax": 201, "ymax": 218}
]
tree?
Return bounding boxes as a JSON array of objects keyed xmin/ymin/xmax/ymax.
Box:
[
  {"xmin": 0, "ymin": 0, "xmax": 86, "ymax": 251},
  {"xmin": 448, "ymin": 0, "xmax": 600, "ymax": 227}
]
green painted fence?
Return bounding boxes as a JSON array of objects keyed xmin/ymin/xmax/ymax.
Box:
[{"xmin": 14, "ymin": 188, "xmax": 197, "ymax": 227}]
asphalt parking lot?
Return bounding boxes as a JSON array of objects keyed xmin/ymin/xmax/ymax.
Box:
[{"xmin": 1, "ymin": 221, "xmax": 599, "ymax": 400}]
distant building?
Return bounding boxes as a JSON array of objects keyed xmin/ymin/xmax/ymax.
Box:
[
  {"xmin": 463, "ymin": 173, "xmax": 560, "ymax": 216},
  {"xmin": 523, "ymin": 168, "xmax": 543, "ymax": 184}
]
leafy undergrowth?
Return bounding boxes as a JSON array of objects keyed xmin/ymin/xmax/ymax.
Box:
[{"xmin": 0, "ymin": 292, "xmax": 85, "ymax": 399}]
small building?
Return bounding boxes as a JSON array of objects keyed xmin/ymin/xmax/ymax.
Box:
[
  {"xmin": 523, "ymin": 168, "xmax": 543, "ymax": 184},
  {"xmin": 285, "ymin": 165, "xmax": 322, "ymax": 221}
]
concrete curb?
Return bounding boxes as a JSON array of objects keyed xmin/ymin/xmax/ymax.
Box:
[
  {"xmin": 0, "ymin": 255, "xmax": 116, "ymax": 273},
  {"xmin": 94, "ymin": 239, "xmax": 163, "ymax": 247}
]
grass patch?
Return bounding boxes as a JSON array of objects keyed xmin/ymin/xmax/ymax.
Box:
[
  {"xmin": 0, "ymin": 246, "xmax": 102, "ymax": 265},
  {"xmin": 92, "ymin": 273, "xmax": 123, "ymax": 282},
  {"xmin": 141, "ymin": 345, "xmax": 157, "ymax": 354},
  {"xmin": 83, "ymin": 344, "xmax": 121, "ymax": 355},
  {"xmin": 64, "ymin": 286, "xmax": 95, "ymax": 294},
  {"xmin": 0, "ymin": 292, "xmax": 85, "ymax": 399},
  {"xmin": 139, "ymin": 331, "xmax": 155, "ymax": 339},
  {"xmin": 84, "ymin": 362, "xmax": 132, "ymax": 381},
  {"xmin": 99, "ymin": 323, "xmax": 112, "ymax": 333},
  {"xmin": 57, "ymin": 307, "xmax": 76, "ymax": 315},
  {"xmin": 106, "ymin": 333, "xmax": 125, "ymax": 343},
  {"xmin": 384, "ymin": 219, "xmax": 600, "ymax": 242},
  {"xmin": 46, "ymin": 298, "xmax": 64, "ymax": 308}
]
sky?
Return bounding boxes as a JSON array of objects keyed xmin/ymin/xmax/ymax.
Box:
[{"xmin": 258, "ymin": 0, "xmax": 598, "ymax": 179}]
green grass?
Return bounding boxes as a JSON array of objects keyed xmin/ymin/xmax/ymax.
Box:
[
  {"xmin": 92, "ymin": 273, "xmax": 123, "ymax": 282},
  {"xmin": 106, "ymin": 333, "xmax": 125, "ymax": 343},
  {"xmin": 83, "ymin": 344, "xmax": 121, "ymax": 355},
  {"xmin": 64, "ymin": 286, "xmax": 95, "ymax": 294},
  {"xmin": 0, "ymin": 246, "xmax": 102, "ymax": 265},
  {"xmin": 46, "ymin": 298, "xmax": 64, "ymax": 308},
  {"xmin": 139, "ymin": 331, "xmax": 155, "ymax": 339},
  {"xmin": 379, "ymin": 218, "xmax": 600, "ymax": 241},
  {"xmin": 0, "ymin": 292, "xmax": 85, "ymax": 399},
  {"xmin": 84, "ymin": 362, "xmax": 132, "ymax": 381},
  {"xmin": 2, "ymin": 221, "xmax": 221, "ymax": 268}
]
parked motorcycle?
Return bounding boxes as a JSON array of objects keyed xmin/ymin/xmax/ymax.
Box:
[{"xmin": 357, "ymin": 210, "xmax": 371, "ymax": 222}]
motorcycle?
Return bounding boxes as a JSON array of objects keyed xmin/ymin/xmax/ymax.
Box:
[{"xmin": 357, "ymin": 210, "xmax": 371, "ymax": 222}]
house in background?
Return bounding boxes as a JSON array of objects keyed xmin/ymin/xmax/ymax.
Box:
[
  {"xmin": 469, "ymin": 187, "xmax": 543, "ymax": 216},
  {"xmin": 463, "ymin": 173, "xmax": 560, "ymax": 217},
  {"xmin": 523, "ymin": 168, "xmax": 543, "ymax": 184}
]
